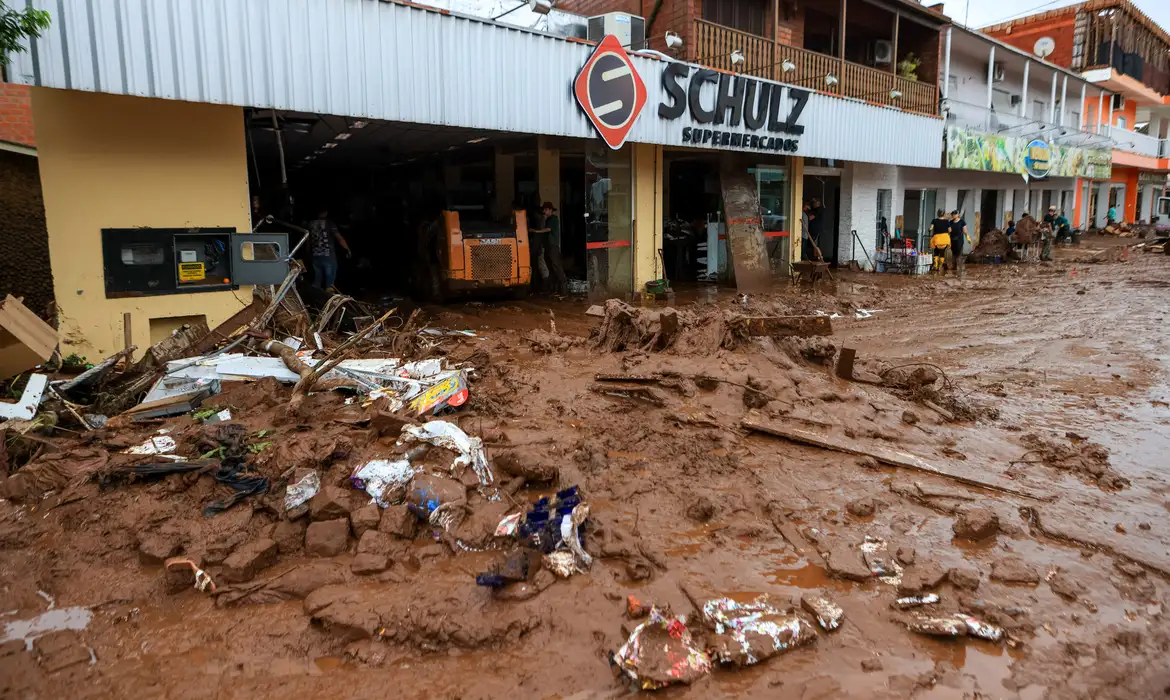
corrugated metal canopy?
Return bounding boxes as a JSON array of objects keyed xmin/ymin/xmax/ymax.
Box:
[{"xmin": 8, "ymin": 0, "xmax": 943, "ymax": 168}]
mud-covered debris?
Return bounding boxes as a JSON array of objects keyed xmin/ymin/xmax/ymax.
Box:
[
  {"xmin": 948, "ymin": 567, "xmax": 982, "ymax": 591},
  {"xmin": 952, "ymin": 506, "xmax": 999, "ymax": 540},
  {"xmin": 221, "ymin": 538, "xmax": 279, "ymax": 583},
  {"xmin": 611, "ymin": 606, "xmax": 712, "ymax": 690},
  {"xmin": 686, "ymin": 495, "xmax": 717, "ymax": 522},
  {"xmin": 138, "ymin": 534, "xmax": 181, "ymax": 565},
  {"xmin": 897, "ymin": 563, "xmax": 946, "ymax": 595},
  {"xmin": 901, "ymin": 410, "xmax": 919, "ymax": 426},
  {"xmin": 626, "ymin": 595, "xmax": 651, "ymax": 619},
  {"xmin": 351, "ymin": 553, "xmax": 389, "ymax": 576},
  {"xmin": 823, "ymin": 542, "xmax": 872, "ymax": 582},
  {"xmin": 306, "ymin": 519, "xmax": 350, "ymax": 558},
  {"xmin": 990, "ymin": 555, "xmax": 1040, "ymax": 585},
  {"xmin": 800, "ymin": 594, "xmax": 844, "ymax": 631},
  {"xmin": 1115, "ymin": 561, "xmax": 1146, "ymax": 578},
  {"xmin": 594, "ymin": 300, "xmax": 682, "ymax": 353},
  {"xmin": 494, "ymin": 449, "xmax": 559, "ymax": 483},
  {"xmin": 861, "ymin": 658, "xmax": 884, "ymax": 672},
  {"xmin": 310, "ymin": 485, "xmax": 352, "ymax": 522},
  {"xmin": 860, "ymin": 536, "xmax": 903, "ymax": 585},
  {"xmin": 165, "ymin": 556, "xmax": 215, "ymax": 594},
  {"xmin": 272, "ymin": 519, "xmax": 307, "ymax": 554},
  {"xmin": 1046, "ymin": 569, "xmax": 1087, "ymax": 600},
  {"xmin": 954, "ymin": 614, "xmax": 1004, "ymax": 641},
  {"xmin": 701, "ymin": 595, "xmax": 818, "ymax": 666},
  {"xmin": 894, "ymin": 594, "xmax": 940, "ymax": 609},
  {"xmin": 846, "ymin": 497, "xmax": 875, "ymax": 517},
  {"xmin": 895, "ymin": 547, "xmax": 916, "ymax": 566},
  {"xmin": 402, "ymin": 420, "xmax": 494, "ymax": 488},
  {"xmin": 284, "ymin": 470, "xmax": 321, "ymax": 511},
  {"xmin": 1019, "ymin": 432, "xmax": 1129, "ymax": 490},
  {"xmin": 907, "ymin": 616, "xmax": 967, "ymax": 637},
  {"xmin": 780, "ymin": 336, "xmax": 838, "ymax": 366},
  {"xmin": 349, "ymin": 504, "xmax": 382, "ymax": 539}
]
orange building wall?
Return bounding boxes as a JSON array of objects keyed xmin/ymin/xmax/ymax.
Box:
[
  {"xmin": 1110, "ymin": 166, "xmax": 1140, "ymax": 222},
  {"xmin": 983, "ymin": 15, "xmax": 1077, "ymax": 69}
]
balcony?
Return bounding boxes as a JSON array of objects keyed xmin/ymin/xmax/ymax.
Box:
[
  {"xmin": 1101, "ymin": 124, "xmax": 1162, "ymax": 158},
  {"xmin": 692, "ymin": 19, "xmax": 938, "ymax": 116}
]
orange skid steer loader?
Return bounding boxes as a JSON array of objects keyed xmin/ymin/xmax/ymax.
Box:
[{"xmin": 432, "ymin": 210, "xmax": 531, "ymax": 297}]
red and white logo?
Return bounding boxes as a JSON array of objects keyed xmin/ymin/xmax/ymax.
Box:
[{"xmin": 574, "ymin": 34, "xmax": 647, "ymax": 150}]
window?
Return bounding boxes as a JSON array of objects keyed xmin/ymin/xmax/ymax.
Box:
[
  {"xmin": 702, "ymin": 0, "xmax": 768, "ymax": 37},
  {"xmin": 1117, "ymin": 116, "xmax": 1127, "ymax": 130},
  {"xmin": 120, "ymin": 244, "xmax": 165, "ymax": 266},
  {"xmin": 241, "ymin": 241, "xmax": 282, "ymax": 261}
]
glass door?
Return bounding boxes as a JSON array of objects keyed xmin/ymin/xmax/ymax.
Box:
[
  {"xmin": 584, "ymin": 143, "xmax": 634, "ymax": 297},
  {"xmin": 751, "ymin": 166, "xmax": 788, "ymax": 274}
]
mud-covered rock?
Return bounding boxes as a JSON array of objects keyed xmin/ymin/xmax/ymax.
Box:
[
  {"xmin": 138, "ymin": 534, "xmax": 181, "ymax": 565},
  {"xmin": 310, "ymin": 486, "xmax": 353, "ymax": 522},
  {"xmin": 351, "ymin": 553, "xmax": 389, "ymax": 575},
  {"xmin": 948, "ymin": 567, "xmax": 982, "ymax": 591},
  {"xmin": 349, "ymin": 504, "xmax": 382, "ymax": 539},
  {"xmin": 898, "ymin": 563, "xmax": 947, "ymax": 595},
  {"xmin": 304, "ymin": 586, "xmax": 381, "ymax": 641},
  {"xmin": 163, "ymin": 555, "xmax": 202, "ymax": 592},
  {"xmin": 823, "ymin": 542, "xmax": 871, "ymax": 581},
  {"xmin": 215, "ymin": 562, "xmax": 346, "ymax": 607},
  {"xmin": 306, "ymin": 519, "xmax": 350, "ymax": 557},
  {"xmin": 861, "ymin": 658, "xmax": 884, "ymax": 672},
  {"xmin": 272, "ymin": 518, "xmax": 307, "ymax": 554},
  {"xmin": 901, "ymin": 410, "xmax": 919, "ymax": 426},
  {"xmin": 1047, "ymin": 570, "xmax": 1086, "ymax": 600},
  {"xmin": 379, "ymin": 504, "xmax": 417, "ymax": 539},
  {"xmin": 221, "ymin": 538, "xmax": 279, "ymax": 583},
  {"xmin": 494, "ymin": 449, "xmax": 559, "ymax": 483},
  {"xmin": 895, "ymin": 547, "xmax": 917, "ymax": 566},
  {"xmin": 357, "ymin": 530, "xmax": 395, "ymax": 557},
  {"xmin": 990, "ymin": 555, "xmax": 1040, "ymax": 585},
  {"xmin": 686, "ymin": 495, "xmax": 717, "ymax": 522},
  {"xmin": 846, "ymin": 497, "xmax": 875, "ymax": 518},
  {"xmin": 952, "ymin": 506, "xmax": 999, "ymax": 540}
]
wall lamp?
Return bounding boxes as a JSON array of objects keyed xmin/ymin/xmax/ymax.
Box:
[{"xmin": 664, "ymin": 31, "xmax": 683, "ymax": 49}]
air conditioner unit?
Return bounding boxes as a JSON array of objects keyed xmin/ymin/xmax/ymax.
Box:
[
  {"xmin": 871, "ymin": 40, "xmax": 894, "ymax": 64},
  {"xmin": 1010, "ymin": 94, "xmax": 1022, "ymax": 106},
  {"xmin": 586, "ymin": 12, "xmax": 647, "ymax": 50},
  {"xmin": 992, "ymin": 62, "xmax": 1006, "ymax": 83}
]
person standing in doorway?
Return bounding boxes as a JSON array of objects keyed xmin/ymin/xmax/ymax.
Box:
[
  {"xmin": 530, "ymin": 202, "xmax": 568, "ymax": 295},
  {"xmin": 949, "ymin": 210, "xmax": 971, "ymax": 274},
  {"xmin": 807, "ymin": 198, "xmax": 826, "ymax": 260},
  {"xmin": 309, "ymin": 208, "xmax": 352, "ymax": 290},
  {"xmin": 800, "ymin": 201, "xmax": 813, "ymax": 260},
  {"xmin": 1107, "ymin": 203, "xmax": 1119, "ymax": 226}
]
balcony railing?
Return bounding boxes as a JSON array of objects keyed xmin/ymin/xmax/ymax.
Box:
[
  {"xmin": 1101, "ymin": 124, "xmax": 1162, "ymax": 158},
  {"xmin": 692, "ymin": 19, "xmax": 937, "ymax": 116},
  {"xmin": 942, "ymin": 99, "xmax": 1112, "ymax": 149}
]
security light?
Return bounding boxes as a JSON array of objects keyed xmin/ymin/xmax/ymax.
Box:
[
  {"xmin": 781, "ymin": 60, "xmax": 796, "ymax": 73},
  {"xmin": 665, "ymin": 31, "xmax": 682, "ymax": 49},
  {"xmin": 824, "ymin": 73, "xmax": 839, "ymax": 86},
  {"xmin": 730, "ymin": 49, "xmax": 745, "ymax": 65}
]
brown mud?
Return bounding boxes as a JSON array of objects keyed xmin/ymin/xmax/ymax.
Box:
[{"xmin": 2, "ymin": 240, "xmax": 1169, "ymax": 699}]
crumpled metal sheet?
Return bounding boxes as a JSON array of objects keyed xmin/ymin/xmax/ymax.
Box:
[
  {"xmin": 401, "ymin": 420, "xmax": 493, "ymax": 488},
  {"xmin": 908, "ymin": 616, "xmax": 967, "ymax": 637},
  {"xmin": 702, "ymin": 595, "xmax": 818, "ymax": 666},
  {"xmin": 284, "ymin": 470, "xmax": 320, "ymax": 511},
  {"xmin": 562, "ymin": 503, "xmax": 592, "ymax": 570},
  {"xmin": 800, "ymin": 595, "xmax": 844, "ymax": 631},
  {"xmin": 860, "ymin": 535, "xmax": 903, "ymax": 586},
  {"xmin": 612, "ymin": 607, "xmax": 712, "ymax": 690}
]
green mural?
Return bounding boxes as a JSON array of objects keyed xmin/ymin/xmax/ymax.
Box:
[{"xmin": 946, "ymin": 126, "xmax": 1111, "ymax": 179}]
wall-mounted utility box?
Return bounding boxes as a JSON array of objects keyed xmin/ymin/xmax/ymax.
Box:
[{"xmin": 101, "ymin": 228, "xmax": 289, "ymax": 298}]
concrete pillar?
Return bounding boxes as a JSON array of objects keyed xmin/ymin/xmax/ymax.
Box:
[
  {"xmin": 836, "ymin": 162, "xmax": 856, "ymax": 266},
  {"xmin": 632, "ymin": 143, "xmax": 663, "ymax": 289},
  {"xmin": 494, "ymin": 147, "xmax": 515, "ymax": 220},
  {"xmin": 536, "ymin": 136, "xmax": 560, "ymax": 214},
  {"xmin": 607, "ymin": 148, "xmax": 634, "ymax": 294},
  {"xmin": 1095, "ymin": 182, "xmax": 1109, "ymax": 227},
  {"xmin": 1142, "ymin": 184, "xmax": 1157, "ymax": 222},
  {"xmin": 942, "ymin": 188, "xmax": 958, "ymax": 214}
]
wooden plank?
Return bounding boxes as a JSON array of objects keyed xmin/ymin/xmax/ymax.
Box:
[
  {"xmin": 836, "ymin": 346, "xmax": 856, "ymax": 380},
  {"xmin": 741, "ymin": 420, "xmax": 1051, "ymax": 501},
  {"xmin": 0, "ymin": 295, "xmax": 58, "ymax": 379}
]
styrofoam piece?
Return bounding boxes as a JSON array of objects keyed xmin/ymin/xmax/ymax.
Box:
[{"xmin": 0, "ymin": 373, "xmax": 47, "ymax": 420}]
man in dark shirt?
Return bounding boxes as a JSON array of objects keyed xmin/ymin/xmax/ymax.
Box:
[
  {"xmin": 530, "ymin": 202, "xmax": 567, "ymax": 295},
  {"xmin": 807, "ymin": 198, "xmax": 825, "ymax": 257},
  {"xmin": 948, "ymin": 210, "xmax": 970, "ymax": 274},
  {"xmin": 309, "ymin": 208, "xmax": 351, "ymax": 289}
]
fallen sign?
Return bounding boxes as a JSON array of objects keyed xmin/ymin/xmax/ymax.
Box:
[
  {"xmin": 729, "ymin": 315, "xmax": 832, "ymax": 337},
  {"xmin": 741, "ymin": 420, "xmax": 1051, "ymax": 501}
]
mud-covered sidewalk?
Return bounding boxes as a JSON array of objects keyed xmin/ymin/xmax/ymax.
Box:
[{"xmin": 2, "ymin": 251, "xmax": 1169, "ymax": 700}]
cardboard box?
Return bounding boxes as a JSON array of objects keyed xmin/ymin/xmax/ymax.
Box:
[{"xmin": 0, "ymin": 295, "xmax": 58, "ymax": 379}]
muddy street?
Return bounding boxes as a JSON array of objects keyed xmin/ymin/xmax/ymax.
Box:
[{"xmin": 2, "ymin": 252, "xmax": 1170, "ymax": 700}]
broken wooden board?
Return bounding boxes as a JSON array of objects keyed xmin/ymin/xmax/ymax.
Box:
[
  {"xmin": 732, "ymin": 315, "xmax": 832, "ymax": 338},
  {"xmin": 0, "ymin": 295, "xmax": 57, "ymax": 380},
  {"xmin": 719, "ymin": 156, "xmax": 773, "ymax": 293},
  {"xmin": 590, "ymin": 383, "xmax": 668, "ymax": 407},
  {"xmin": 122, "ymin": 382, "xmax": 218, "ymax": 421},
  {"xmin": 741, "ymin": 419, "xmax": 1051, "ymax": 501},
  {"xmin": 836, "ymin": 347, "xmax": 856, "ymax": 380}
]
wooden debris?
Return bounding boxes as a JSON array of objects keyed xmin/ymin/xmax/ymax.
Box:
[
  {"xmin": 741, "ymin": 420, "xmax": 1050, "ymax": 501},
  {"xmin": 590, "ymin": 383, "xmax": 668, "ymax": 407},
  {"xmin": 730, "ymin": 315, "xmax": 832, "ymax": 338},
  {"xmin": 836, "ymin": 347, "xmax": 856, "ymax": 380},
  {"xmin": 0, "ymin": 294, "xmax": 57, "ymax": 379}
]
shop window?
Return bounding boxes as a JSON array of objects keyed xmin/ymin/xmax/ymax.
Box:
[{"xmin": 120, "ymin": 244, "xmax": 165, "ymax": 266}]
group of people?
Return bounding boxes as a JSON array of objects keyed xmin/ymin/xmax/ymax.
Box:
[
  {"xmin": 928, "ymin": 209, "xmax": 972, "ymax": 274},
  {"xmin": 1006, "ymin": 206, "xmax": 1070, "ymax": 261}
]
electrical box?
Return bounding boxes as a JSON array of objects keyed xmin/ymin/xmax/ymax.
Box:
[{"xmin": 102, "ymin": 228, "xmax": 290, "ymax": 298}]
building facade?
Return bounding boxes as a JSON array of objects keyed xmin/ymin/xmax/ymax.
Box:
[
  {"xmin": 7, "ymin": 0, "xmax": 945, "ymax": 359},
  {"xmin": 984, "ymin": 0, "xmax": 1170, "ymax": 226}
]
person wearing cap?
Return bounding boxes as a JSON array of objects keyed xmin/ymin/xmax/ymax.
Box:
[
  {"xmin": 530, "ymin": 201, "xmax": 567, "ymax": 295},
  {"xmin": 948, "ymin": 210, "xmax": 972, "ymax": 274}
]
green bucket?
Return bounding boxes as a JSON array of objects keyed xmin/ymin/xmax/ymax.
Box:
[{"xmin": 644, "ymin": 279, "xmax": 669, "ymax": 295}]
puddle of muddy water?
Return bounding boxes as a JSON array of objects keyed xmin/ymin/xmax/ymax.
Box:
[
  {"xmin": 1, "ymin": 606, "xmax": 92, "ymax": 646},
  {"xmin": 918, "ymin": 639, "xmax": 1032, "ymax": 699}
]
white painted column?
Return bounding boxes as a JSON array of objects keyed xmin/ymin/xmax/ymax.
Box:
[
  {"xmin": 1059, "ymin": 76, "xmax": 1068, "ymax": 126},
  {"xmin": 986, "ymin": 46, "xmax": 996, "ymax": 112},
  {"xmin": 1095, "ymin": 182, "xmax": 1109, "ymax": 227},
  {"xmin": 1097, "ymin": 91, "xmax": 1105, "ymax": 132},
  {"xmin": 1020, "ymin": 61, "xmax": 1030, "ymax": 118},
  {"xmin": 1143, "ymin": 185, "xmax": 1157, "ymax": 222},
  {"xmin": 1079, "ymin": 83, "xmax": 1087, "ymax": 130},
  {"xmin": 1049, "ymin": 69, "xmax": 1058, "ymax": 123},
  {"xmin": 943, "ymin": 27, "xmax": 952, "ymax": 100},
  {"xmin": 1107, "ymin": 93, "xmax": 1114, "ymax": 129}
]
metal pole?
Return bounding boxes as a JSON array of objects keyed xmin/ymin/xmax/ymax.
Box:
[
  {"xmin": 271, "ymin": 111, "xmax": 288, "ymax": 187},
  {"xmin": 986, "ymin": 46, "xmax": 996, "ymax": 118},
  {"xmin": 1020, "ymin": 60, "xmax": 1029, "ymax": 118},
  {"xmin": 1049, "ymin": 69, "xmax": 1057, "ymax": 124},
  {"xmin": 1079, "ymin": 83, "xmax": 1086, "ymax": 129},
  {"xmin": 1059, "ymin": 75, "xmax": 1068, "ymax": 126},
  {"xmin": 1097, "ymin": 90, "xmax": 1105, "ymax": 132}
]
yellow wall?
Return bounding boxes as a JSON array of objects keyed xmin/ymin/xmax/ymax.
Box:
[
  {"xmin": 32, "ymin": 88, "xmax": 252, "ymax": 362},
  {"xmin": 632, "ymin": 143, "xmax": 664, "ymax": 290},
  {"xmin": 536, "ymin": 136, "xmax": 561, "ymax": 214},
  {"xmin": 788, "ymin": 156, "xmax": 804, "ymax": 266}
]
